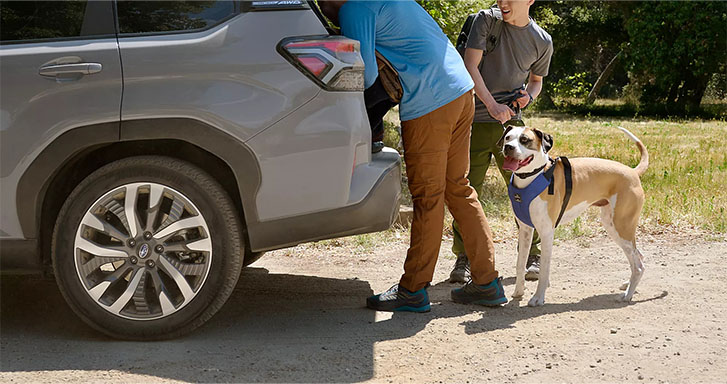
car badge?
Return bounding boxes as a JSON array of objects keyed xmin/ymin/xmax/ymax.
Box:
[{"xmin": 139, "ymin": 243, "xmax": 149, "ymax": 259}]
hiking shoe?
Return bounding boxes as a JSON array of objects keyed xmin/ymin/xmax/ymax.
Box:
[
  {"xmin": 366, "ymin": 284, "xmax": 430, "ymax": 312},
  {"xmin": 525, "ymin": 254, "xmax": 540, "ymax": 281},
  {"xmin": 451, "ymin": 277, "xmax": 507, "ymax": 306},
  {"xmin": 449, "ymin": 253, "xmax": 471, "ymax": 283}
]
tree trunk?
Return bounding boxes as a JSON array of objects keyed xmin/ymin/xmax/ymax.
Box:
[
  {"xmin": 538, "ymin": 89, "xmax": 556, "ymax": 110},
  {"xmin": 683, "ymin": 74, "xmax": 711, "ymax": 113},
  {"xmin": 585, "ymin": 50, "xmax": 622, "ymax": 105}
]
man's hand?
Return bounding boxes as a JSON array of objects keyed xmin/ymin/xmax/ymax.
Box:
[
  {"xmin": 514, "ymin": 89, "xmax": 532, "ymax": 109},
  {"xmin": 486, "ymin": 102, "xmax": 516, "ymax": 124}
]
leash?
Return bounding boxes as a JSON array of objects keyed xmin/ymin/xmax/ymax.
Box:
[{"xmin": 497, "ymin": 97, "xmax": 523, "ymax": 131}]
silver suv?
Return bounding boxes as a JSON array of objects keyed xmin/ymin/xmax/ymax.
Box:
[{"xmin": 0, "ymin": 0, "xmax": 401, "ymax": 339}]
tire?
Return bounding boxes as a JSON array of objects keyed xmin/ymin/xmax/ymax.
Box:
[{"xmin": 52, "ymin": 156, "xmax": 243, "ymax": 340}]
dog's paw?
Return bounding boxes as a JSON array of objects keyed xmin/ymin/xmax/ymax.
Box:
[
  {"xmin": 512, "ymin": 288, "xmax": 525, "ymax": 299},
  {"xmin": 619, "ymin": 281, "xmax": 629, "ymax": 291},
  {"xmin": 619, "ymin": 292, "xmax": 634, "ymax": 302},
  {"xmin": 528, "ymin": 295, "xmax": 545, "ymax": 307}
]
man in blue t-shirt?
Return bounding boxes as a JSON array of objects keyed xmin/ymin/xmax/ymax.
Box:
[{"xmin": 320, "ymin": 0, "xmax": 508, "ymax": 312}]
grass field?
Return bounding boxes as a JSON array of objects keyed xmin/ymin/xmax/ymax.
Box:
[
  {"xmin": 309, "ymin": 111, "xmax": 727, "ymax": 255},
  {"xmin": 528, "ymin": 113, "xmax": 727, "ymax": 234}
]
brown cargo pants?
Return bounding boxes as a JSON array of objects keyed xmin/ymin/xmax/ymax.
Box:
[{"xmin": 399, "ymin": 91, "xmax": 499, "ymax": 292}]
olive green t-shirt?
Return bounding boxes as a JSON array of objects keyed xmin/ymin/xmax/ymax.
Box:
[{"xmin": 466, "ymin": 10, "xmax": 553, "ymax": 122}]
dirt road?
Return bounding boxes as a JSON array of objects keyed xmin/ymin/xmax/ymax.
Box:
[{"xmin": 2, "ymin": 232, "xmax": 726, "ymax": 383}]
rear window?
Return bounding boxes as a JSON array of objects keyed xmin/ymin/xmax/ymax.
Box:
[
  {"xmin": 0, "ymin": 0, "xmax": 113, "ymax": 43},
  {"xmin": 117, "ymin": 0, "xmax": 239, "ymax": 35}
]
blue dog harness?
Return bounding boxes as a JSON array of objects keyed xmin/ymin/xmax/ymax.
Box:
[
  {"xmin": 508, "ymin": 173, "xmax": 551, "ymax": 228},
  {"xmin": 508, "ymin": 157, "xmax": 573, "ymax": 228}
]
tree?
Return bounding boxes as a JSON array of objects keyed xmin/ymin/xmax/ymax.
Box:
[
  {"xmin": 586, "ymin": 50, "xmax": 622, "ymax": 105},
  {"xmin": 417, "ymin": 0, "xmax": 494, "ymax": 43},
  {"xmin": 530, "ymin": 1, "xmax": 630, "ymax": 107},
  {"xmin": 623, "ymin": 2, "xmax": 727, "ymax": 114}
]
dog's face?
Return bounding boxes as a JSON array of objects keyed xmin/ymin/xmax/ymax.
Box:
[{"xmin": 499, "ymin": 126, "xmax": 553, "ymax": 173}]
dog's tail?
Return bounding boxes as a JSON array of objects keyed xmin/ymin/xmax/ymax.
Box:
[{"xmin": 618, "ymin": 127, "xmax": 649, "ymax": 177}]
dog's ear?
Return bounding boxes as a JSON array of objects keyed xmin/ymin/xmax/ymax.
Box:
[
  {"xmin": 496, "ymin": 125, "xmax": 515, "ymax": 148},
  {"xmin": 533, "ymin": 129, "xmax": 554, "ymax": 153}
]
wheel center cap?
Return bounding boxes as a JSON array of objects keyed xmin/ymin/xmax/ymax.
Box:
[{"xmin": 138, "ymin": 243, "xmax": 150, "ymax": 259}]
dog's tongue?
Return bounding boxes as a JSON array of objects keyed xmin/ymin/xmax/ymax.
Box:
[{"xmin": 503, "ymin": 156, "xmax": 520, "ymax": 171}]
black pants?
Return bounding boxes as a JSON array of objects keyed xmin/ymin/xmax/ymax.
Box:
[{"xmin": 364, "ymin": 77, "xmax": 398, "ymax": 142}]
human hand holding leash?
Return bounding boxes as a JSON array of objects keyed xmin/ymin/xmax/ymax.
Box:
[
  {"xmin": 514, "ymin": 89, "xmax": 532, "ymax": 109},
  {"xmin": 486, "ymin": 101, "xmax": 516, "ymax": 124}
]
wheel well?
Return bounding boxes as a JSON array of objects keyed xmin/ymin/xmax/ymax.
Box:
[{"xmin": 39, "ymin": 140, "xmax": 249, "ymax": 268}]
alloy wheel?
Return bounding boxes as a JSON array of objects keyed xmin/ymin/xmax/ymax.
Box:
[{"xmin": 73, "ymin": 182, "xmax": 212, "ymax": 320}]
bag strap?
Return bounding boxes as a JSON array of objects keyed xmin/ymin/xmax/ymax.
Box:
[
  {"xmin": 485, "ymin": 6, "xmax": 504, "ymax": 56},
  {"xmin": 475, "ymin": 6, "xmax": 504, "ymax": 72},
  {"xmin": 456, "ymin": 13, "xmax": 478, "ymax": 56},
  {"xmin": 375, "ymin": 50, "xmax": 403, "ymax": 103}
]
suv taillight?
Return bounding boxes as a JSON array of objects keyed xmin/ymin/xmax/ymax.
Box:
[{"xmin": 278, "ymin": 36, "xmax": 365, "ymax": 92}]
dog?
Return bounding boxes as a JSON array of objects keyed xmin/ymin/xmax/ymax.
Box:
[{"xmin": 499, "ymin": 125, "xmax": 648, "ymax": 306}]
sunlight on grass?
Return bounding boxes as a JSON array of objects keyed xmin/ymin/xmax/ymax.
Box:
[
  {"xmin": 530, "ymin": 115, "xmax": 727, "ymax": 233},
  {"xmin": 311, "ymin": 112, "xmax": 726, "ymax": 253}
]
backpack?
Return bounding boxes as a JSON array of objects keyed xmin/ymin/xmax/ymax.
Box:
[{"xmin": 455, "ymin": 6, "xmax": 504, "ymax": 62}]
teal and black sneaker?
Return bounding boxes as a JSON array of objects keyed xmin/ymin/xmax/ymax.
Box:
[
  {"xmin": 366, "ymin": 284, "xmax": 431, "ymax": 312},
  {"xmin": 451, "ymin": 277, "xmax": 507, "ymax": 306}
]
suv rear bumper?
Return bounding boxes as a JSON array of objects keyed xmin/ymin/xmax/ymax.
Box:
[{"xmin": 247, "ymin": 147, "xmax": 401, "ymax": 252}]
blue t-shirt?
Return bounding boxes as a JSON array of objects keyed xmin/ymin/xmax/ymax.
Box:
[{"xmin": 339, "ymin": 0, "xmax": 474, "ymax": 121}]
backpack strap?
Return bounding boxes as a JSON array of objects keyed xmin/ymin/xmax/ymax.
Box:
[
  {"xmin": 455, "ymin": 13, "xmax": 478, "ymax": 57},
  {"xmin": 457, "ymin": 6, "xmax": 505, "ymax": 71},
  {"xmin": 486, "ymin": 6, "xmax": 504, "ymax": 55}
]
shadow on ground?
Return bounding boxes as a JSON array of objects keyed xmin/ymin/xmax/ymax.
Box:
[{"xmin": 1, "ymin": 268, "xmax": 667, "ymax": 382}]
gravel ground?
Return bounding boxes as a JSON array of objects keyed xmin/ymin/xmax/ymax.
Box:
[{"xmin": 2, "ymin": 231, "xmax": 726, "ymax": 383}]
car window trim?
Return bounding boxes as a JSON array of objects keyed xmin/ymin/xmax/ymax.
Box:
[{"xmin": 0, "ymin": 34, "xmax": 118, "ymax": 46}]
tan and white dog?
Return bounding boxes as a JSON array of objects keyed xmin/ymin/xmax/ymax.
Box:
[{"xmin": 500, "ymin": 125, "xmax": 648, "ymax": 306}]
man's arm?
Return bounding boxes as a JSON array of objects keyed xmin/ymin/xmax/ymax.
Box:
[
  {"xmin": 464, "ymin": 47, "xmax": 515, "ymax": 124},
  {"xmin": 514, "ymin": 73, "xmax": 543, "ymax": 109}
]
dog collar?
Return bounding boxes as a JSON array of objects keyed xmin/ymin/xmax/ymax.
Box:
[
  {"xmin": 514, "ymin": 157, "xmax": 555, "ymax": 179},
  {"xmin": 514, "ymin": 163, "xmax": 546, "ymax": 179}
]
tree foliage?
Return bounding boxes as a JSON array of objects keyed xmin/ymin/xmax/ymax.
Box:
[
  {"xmin": 418, "ymin": 0, "xmax": 726, "ymax": 116},
  {"xmin": 417, "ymin": 0, "xmax": 494, "ymax": 42},
  {"xmin": 623, "ymin": 2, "xmax": 727, "ymax": 114},
  {"xmin": 530, "ymin": 1, "xmax": 629, "ymax": 107}
]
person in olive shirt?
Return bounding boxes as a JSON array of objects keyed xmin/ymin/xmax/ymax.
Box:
[{"xmin": 450, "ymin": 0, "xmax": 553, "ymax": 283}]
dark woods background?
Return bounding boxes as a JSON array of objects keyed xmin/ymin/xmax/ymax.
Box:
[{"xmin": 419, "ymin": 0, "xmax": 727, "ymax": 118}]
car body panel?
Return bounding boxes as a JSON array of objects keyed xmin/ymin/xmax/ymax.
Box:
[
  {"xmin": 247, "ymin": 90, "xmax": 371, "ymax": 221},
  {"xmin": 1, "ymin": 3, "xmax": 401, "ymax": 270},
  {"xmin": 117, "ymin": 10, "xmax": 325, "ymax": 142},
  {"xmin": 0, "ymin": 39, "xmax": 123, "ymax": 239}
]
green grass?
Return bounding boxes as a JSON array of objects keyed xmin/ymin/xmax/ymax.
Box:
[
  {"xmin": 308, "ymin": 111, "xmax": 726, "ymax": 252},
  {"xmin": 528, "ymin": 115, "xmax": 727, "ymax": 233}
]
